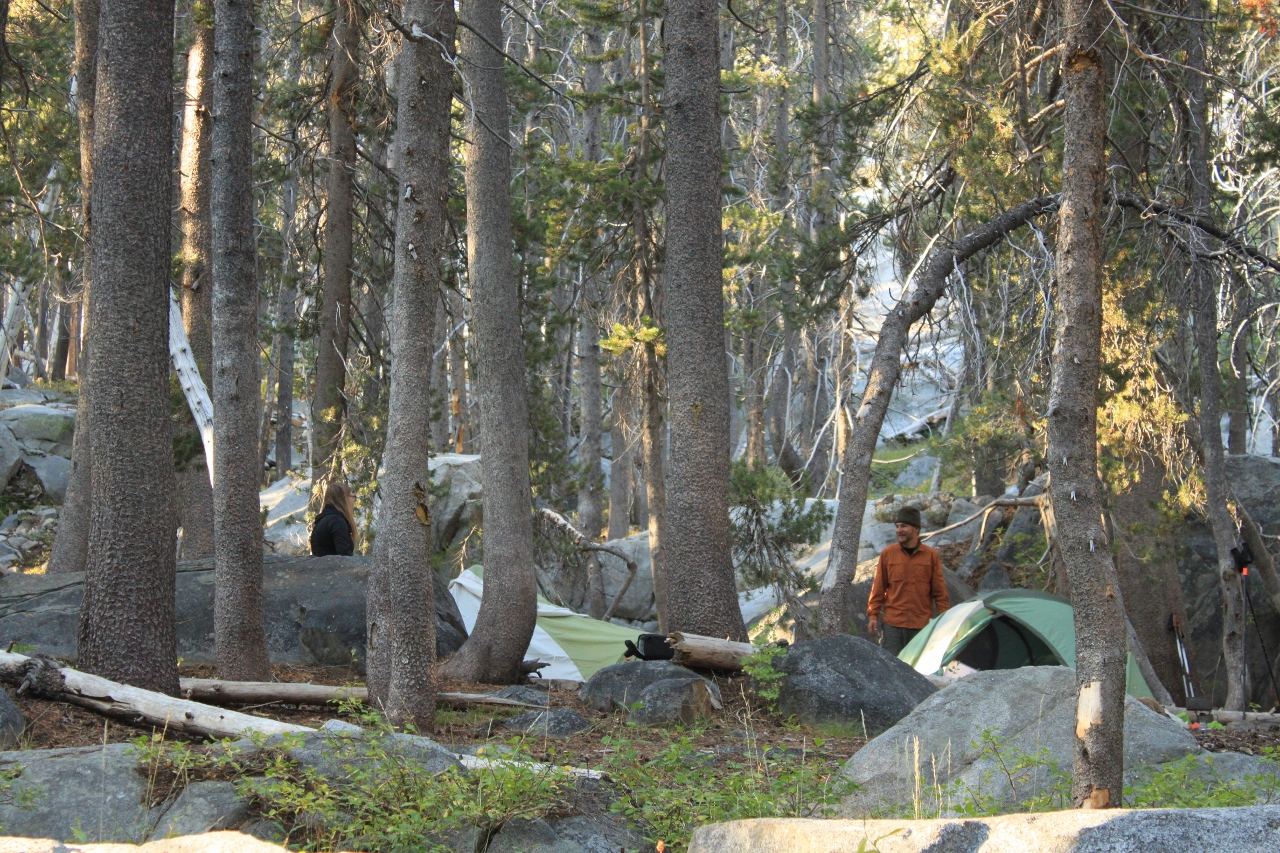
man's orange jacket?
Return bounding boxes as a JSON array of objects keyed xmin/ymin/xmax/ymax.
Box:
[{"xmin": 866, "ymin": 542, "xmax": 950, "ymax": 629}]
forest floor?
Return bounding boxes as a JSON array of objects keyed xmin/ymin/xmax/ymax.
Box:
[
  {"xmin": 14, "ymin": 662, "xmax": 1278, "ymax": 761},
  {"xmin": 11, "ymin": 663, "xmax": 868, "ymax": 772}
]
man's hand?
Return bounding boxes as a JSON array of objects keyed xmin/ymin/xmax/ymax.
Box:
[{"xmin": 868, "ymin": 617, "xmax": 880, "ymax": 637}]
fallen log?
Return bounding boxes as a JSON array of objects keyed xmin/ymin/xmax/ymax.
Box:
[
  {"xmin": 668, "ymin": 632, "xmax": 759, "ymax": 672},
  {"xmin": 177, "ymin": 678, "xmax": 546, "ymax": 710},
  {"xmin": 1164, "ymin": 706, "xmax": 1280, "ymax": 725},
  {"xmin": 0, "ymin": 652, "xmax": 311, "ymax": 739}
]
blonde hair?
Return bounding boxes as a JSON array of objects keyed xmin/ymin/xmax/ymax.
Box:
[{"xmin": 320, "ymin": 480, "xmax": 360, "ymax": 551}]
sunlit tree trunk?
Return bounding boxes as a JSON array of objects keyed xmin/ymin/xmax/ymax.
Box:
[
  {"xmin": 175, "ymin": 20, "xmax": 215, "ymax": 560},
  {"xmin": 312, "ymin": 0, "xmax": 361, "ymax": 478},
  {"xmin": 48, "ymin": 0, "xmax": 98, "ymax": 575},
  {"xmin": 1051, "ymin": 0, "xmax": 1126, "ymax": 807},
  {"xmin": 1186, "ymin": 0, "xmax": 1247, "ymax": 712}
]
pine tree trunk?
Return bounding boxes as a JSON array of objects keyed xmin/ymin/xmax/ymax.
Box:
[
  {"xmin": 662, "ymin": 0, "xmax": 745, "ymax": 641},
  {"xmin": 367, "ymin": 0, "xmax": 455, "ymax": 726},
  {"xmin": 608, "ymin": 373, "xmax": 634, "ymax": 541},
  {"xmin": 50, "ymin": 275, "xmax": 71, "ymax": 381},
  {"xmin": 209, "ymin": 0, "xmax": 270, "ymax": 681},
  {"xmin": 273, "ymin": 0, "xmax": 301, "ymax": 481},
  {"xmin": 578, "ymin": 314, "xmax": 606, "ymax": 617},
  {"xmin": 312, "ymin": 0, "xmax": 361, "ymax": 478},
  {"xmin": 1051, "ymin": 0, "xmax": 1126, "ymax": 807},
  {"xmin": 48, "ymin": 0, "xmax": 98, "ymax": 576},
  {"xmin": 1226, "ymin": 275, "xmax": 1250, "ymax": 455},
  {"xmin": 430, "ymin": 294, "xmax": 450, "ymax": 451},
  {"xmin": 77, "ymin": 0, "xmax": 179, "ymax": 695},
  {"xmin": 1186, "ymin": 0, "xmax": 1246, "ymax": 712},
  {"xmin": 448, "ymin": 288, "xmax": 470, "ymax": 451},
  {"xmin": 578, "ymin": 29, "xmax": 607, "ymax": 612},
  {"xmin": 175, "ymin": 21, "xmax": 215, "ymax": 560},
  {"xmin": 442, "ymin": 0, "xmax": 537, "ymax": 685}
]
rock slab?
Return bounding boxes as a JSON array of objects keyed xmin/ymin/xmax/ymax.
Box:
[
  {"xmin": 838, "ymin": 666, "xmax": 1199, "ymax": 816},
  {"xmin": 0, "ymin": 555, "xmax": 467, "ymax": 672},
  {"xmin": 503, "ymin": 708, "xmax": 591, "ymax": 738},
  {"xmin": 687, "ymin": 807, "xmax": 1280, "ymax": 853},
  {"xmin": 0, "ymin": 831, "xmax": 296, "ymax": 853},
  {"xmin": 0, "ymin": 688, "xmax": 24, "ymax": 749},
  {"xmin": 776, "ymin": 635, "xmax": 937, "ymax": 735}
]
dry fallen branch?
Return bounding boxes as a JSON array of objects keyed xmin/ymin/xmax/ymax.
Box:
[
  {"xmin": 0, "ymin": 652, "xmax": 311, "ymax": 739},
  {"xmin": 537, "ymin": 507, "xmax": 638, "ymax": 621},
  {"xmin": 177, "ymin": 679, "xmax": 546, "ymax": 710}
]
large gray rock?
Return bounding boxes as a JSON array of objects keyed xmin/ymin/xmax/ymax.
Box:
[
  {"xmin": 503, "ymin": 708, "xmax": 591, "ymax": 738},
  {"xmin": 1225, "ymin": 454, "xmax": 1280, "ymax": 531},
  {"xmin": 0, "ymin": 688, "xmax": 23, "ymax": 749},
  {"xmin": 837, "ymin": 667, "xmax": 1199, "ymax": 816},
  {"xmin": 0, "ymin": 388, "xmax": 55, "ymax": 407},
  {"xmin": 776, "ymin": 635, "xmax": 936, "ymax": 735},
  {"xmin": 147, "ymin": 782, "xmax": 251, "ymax": 841},
  {"xmin": 0, "ymin": 555, "xmax": 467, "ymax": 673},
  {"xmin": 446, "ymin": 786, "xmax": 647, "ymax": 853},
  {"xmin": 429, "ymin": 454, "xmax": 484, "ymax": 551},
  {"xmin": 579, "ymin": 660, "xmax": 719, "ymax": 713},
  {"xmin": 894, "ymin": 455, "xmax": 939, "ymax": 490},
  {"xmin": 269, "ymin": 730, "xmax": 459, "ymax": 784},
  {"xmin": 594, "ymin": 533, "xmax": 656, "ymax": 622},
  {"xmin": 629, "ymin": 678, "xmax": 721, "ymax": 726},
  {"xmin": 687, "ymin": 807, "xmax": 1280, "ymax": 853},
  {"xmin": 0, "ymin": 428, "xmax": 22, "ymax": 494},
  {"xmin": 22, "ymin": 455, "xmax": 71, "ymax": 504},
  {"xmin": 0, "ymin": 405, "xmax": 75, "ymax": 458},
  {"xmin": 0, "ymin": 743, "xmax": 165, "ymax": 842}
]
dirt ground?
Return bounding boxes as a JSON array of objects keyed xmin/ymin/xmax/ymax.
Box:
[{"xmin": 8, "ymin": 664, "xmax": 866, "ymax": 771}]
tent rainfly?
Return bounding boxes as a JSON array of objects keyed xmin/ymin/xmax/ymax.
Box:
[
  {"xmin": 448, "ymin": 567, "xmax": 643, "ymax": 682},
  {"xmin": 898, "ymin": 588, "xmax": 1156, "ymax": 699}
]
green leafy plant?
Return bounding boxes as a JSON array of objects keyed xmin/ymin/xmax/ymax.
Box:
[
  {"xmin": 237, "ymin": 706, "xmax": 573, "ymax": 853},
  {"xmin": 741, "ymin": 643, "xmax": 789, "ymax": 715},
  {"xmin": 1126, "ymin": 750, "xmax": 1280, "ymax": 808},
  {"xmin": 600, "ymin": 730, "xmax": 858, "ymax": 852}
]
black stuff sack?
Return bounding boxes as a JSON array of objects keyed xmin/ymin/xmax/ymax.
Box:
[{"xmin": 623, "ymin": 633, "xmax": 674, "ymax": 661}]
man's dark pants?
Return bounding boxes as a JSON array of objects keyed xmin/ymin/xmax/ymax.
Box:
[{"xmin": 880, "ymin": 624, "xmax": 920, "ymax": 656}]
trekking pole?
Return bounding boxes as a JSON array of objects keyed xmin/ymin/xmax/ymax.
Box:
[{"xmin": 1232, "ymin": 542, "xmax": 1280, "ymax": 711}]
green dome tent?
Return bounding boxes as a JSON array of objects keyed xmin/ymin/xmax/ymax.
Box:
[{"xmin": 897, "ymin": 588, "xmax": 1155, "ymax": 699}]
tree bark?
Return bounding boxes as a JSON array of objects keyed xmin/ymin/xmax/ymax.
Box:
[
  {"xmin": 1051, "ymin": 0, "xmax": 1126, "ymax": 808},
  {"xmin": 442, "ymin": 0, "xmax": 537, "ymax": 685},
  {"xmin": 78, "ymin": 0, "xmax": 180, "ymax": 695},
  {"xmin": 175, "ymin": 20, "xmax": 215, "ymax": 561},
  {"xmin": 312, "ymin": 0, "xmax": 361, "ymax": 478},
  {"xmin": 448, "ymin": 289, "xmax": 470, "ymax": 451},
  {"xmin": 1185, "ymin": 0, "xmax": 1247, "ymax": 712},
  {"xmin": 578, "ymin": 315, "xmax": 606, "ymax": 616},
  {"xmin": 608, "ymin": 373, "xmax": 634, "ymax": 541},
  {"xmin": 577, "ymin": 25, "xmax": 607, "ymax": 617},
  {"xmin": 210, "ymin": 0, "xmax": 270, "ymax": 682},
  {"xmin": 662, "ymin": 0, "xmax": 746, "ymax": 641},
  {"xmin": 365, "ymin": 0, "xmax": 455, "ymax": 727},
  {"xmin": 48, "ymin": 0, "xmax": 99, "ymax": 576},
  {"xmin": 815, "ymin": 195, "xmax": 1059, "ymax": 636}
]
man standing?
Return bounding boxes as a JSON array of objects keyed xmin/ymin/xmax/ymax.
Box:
[{"xmin": 867, "ymin": 505, "xmax": 950, "ymax": 655}]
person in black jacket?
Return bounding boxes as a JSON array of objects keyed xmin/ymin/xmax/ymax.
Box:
[{"xmin": 311, "ymin": 481, "xmax": 357, "ymax": 556}]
